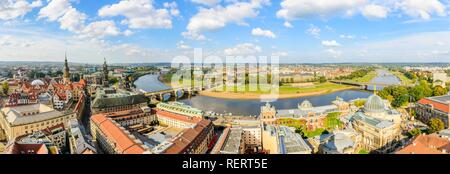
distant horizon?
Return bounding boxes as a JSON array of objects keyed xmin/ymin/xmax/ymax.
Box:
[
  {"xmin": 2, "ymin": 0, "xmax": 450, "ymax": 63},
  {"xmin": 1, "ymin": 60, "xmax": 450, "ymax": 65}
]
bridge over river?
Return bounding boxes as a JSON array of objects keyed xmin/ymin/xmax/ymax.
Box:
[
  {"xmin": 143, "ymin": 83, "xmax": 221, "ymax": 102},
  {"xmin": 329, "ymin": 80, "xmax": 415, "ymax": 90}
]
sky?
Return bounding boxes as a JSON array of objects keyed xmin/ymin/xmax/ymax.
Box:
[{"xmin": 0, "ymin": 0, "xmax": 450, "ymax": 63}]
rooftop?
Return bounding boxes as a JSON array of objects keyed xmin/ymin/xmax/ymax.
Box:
[
  {"xmin": 1, "ymin": 104, "xmax": 67, "ymax": 126},
  {"xmin": 156, "ymin": 102, "xmax": 204, "ymax": 118},
  {"xmin": 350, "ymin": 112, "xmax": 394, "ymax": 129},
  {"xmin": 91, "ymin": 88, "xmax": 147, "ymax": 109},
  {"xmin": 396, "ymin": 134, "xmax": 450, "ymax": 154},
  {"xmin": 91, "ymin": 114, "xmax": 148, "ymax": 154},
  {"xmin": 163, "ymin": 119, "xmax": 212, "ymax": 154},
  {"xmin": 278, "ymin": 126, "xmax": 312, "ymax": 154},
  {"xmin": 277, "ymin": 104, "xmax": 338, "ymax": 118},
  {"xmin": 428, "ymin": 95, "xmax": 450, "ymax": 104},
  {"xmin": 220, "ymin": 128, "xmax": 243, "ymax": 154},
  {"xmin": 68, "ymin": 119, "xmax": 96, "ymax": 154},
  {"xmin": 156, "ymin": 109, "xmax": 203, "ymax": 124}
]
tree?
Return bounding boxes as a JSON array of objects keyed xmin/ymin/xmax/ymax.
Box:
[
  {"xmin": 409, "ymin": 85, "xmax": 425, "ymax": 102},
  {"xmin": 433, "ymin": 86, "xmax": 448, "ymax": 96},
  {"xmin": 2, "ymin": 81, "xmax": 9, "ymax": 95},
  {"xmin": 354, "ymin": 99, "xmax": 366, "ymax": 107},
  {"xmin": 419, "ymin": 80, "xmax": 433, "ymax": 97},
  {"xmin": 408, "ymin": 128, "xmax": 422, "ymax": 138},
  {"xmin": 109, "ymin": 77, "xmax": 119, "ymax": 84},
  {"xmin": 318, "ymin": 76, "xmax": 327, "ymax": 83},
  {"xmin": 391, "ymin": 94, "xmax": 409, "ymax": 108},
  {"xmin": 428, "ymin": 118, "xmax": 445, "ymax": 133}
]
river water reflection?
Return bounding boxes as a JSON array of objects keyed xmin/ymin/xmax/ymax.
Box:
[
  {"xmin": 135, "ymin": 74, "xmax": 372, "ymax": 116},
  {"xmin": 366, "ymin": 69, "xmax": 402, "ymax": 90}
]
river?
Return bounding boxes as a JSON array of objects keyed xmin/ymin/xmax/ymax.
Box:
[
  {"xmin": 134, "ymin": 74, "xmax": 374, "ymax": 116},
  {"xmin": 366, "ymin": 69, "xmax": 402, "ymax": 90}
]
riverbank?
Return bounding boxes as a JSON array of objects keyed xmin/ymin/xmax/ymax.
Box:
[
  {"xmin": 390, "ymin": 70, "xmax": 415, "ymax": 85},
  {"xmin": 199, "ymin": 85, "xmax": 358, "ymax": 100},
  {"xmin": 151, "ymin": 74, "xmax": 359, "ymax": 99}
]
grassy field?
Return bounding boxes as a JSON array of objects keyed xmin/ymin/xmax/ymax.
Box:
[
  {"xmin": 303, "ymin": 128, "xmax": 327, "ymax": 138},
  {"xmin": 348, "ymin": 71, "xmax": 378, "ymax": 83},
  {"xmin": 391, "ymin": 71, "xmax": 415, "ymax": 85},
  {"xmin": 324, "ymin": 112, "xmax": 344, "ymax": 130},
  {"xmin": 358, "ymin": 149, "xmax": 370, "ymax": 154},
  {"xmin": 215, "ymin": 82, "xmax": 352, "ymax": 94}
]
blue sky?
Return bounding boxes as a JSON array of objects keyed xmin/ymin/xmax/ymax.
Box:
[{"xmin": 0, "ymin": 0, "xmax": 450, "ymax": 63}]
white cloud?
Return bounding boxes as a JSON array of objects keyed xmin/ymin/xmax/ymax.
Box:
[
  {"xmin": 38, "ymin": 0, "xmax": 127, "ymax": 39},
  {"xmin": 283, "ymin": 21, "xmax": 293, "ymax": 28},
  {"xmin": 326, "ymin": 48, "xmax": 342, "ymax": 58},
  {"xmin": 251, "ymin": 28, "xmax": 276, "ymax": 38},
  {"xmin": 272, "ymin": 51, "xmax": 288, "ymax": 57},
  {"xmin": 306, "ymin": 24, "xmax": 321, "ymax": 38},
  {"xmin": 184, "ymin": 0, "xmax": 269, "ymax": 40},
  {"xmin": 98, "ymin": 0, "xmax": 174, "ymax": 29},
  {"xmin": 0, "ymin": 35, "xmax": 34, "ymax": 47},
  {"xmin": 339, "ymin": 34, "xmax": 355, "ymax": 39},
  {"xmin": 79, "ymin": 20, "xmax": 122, "ymax": 39},
  {"xmin": 224, "ymin": 43, "xmax": 262, "ymax": 55},
  {"xmin": 276, "ymin": 0, "xmax": 366, "ymax": 20},
  {"xmin": 192, "ymin": 0, "xmax": 221, "ymax": 6},
  {"xmin": 0, "ymin": 33, "xmax": 178, "ymax": 63},
  {"xmin": 177, "ymin": 41, "xmax": 191, "ymax": 49},
  {"xmin": 0, "ymin": 0, "xmax": 42, "ymax": 20},
  {"xmin": 322, "ymin": 40, "xmax": 341, "ymax": 47},
  {"xmin": 397, "ymin": 0, "xmax": 446, "ymax": 20},
  {"xmin": 58, "ymin": 7, "xmax": 87, "ymax": 32},
  {"xmin": 38, "ymin": 0, "xmax": 71, "ymax": 21},
  {"xmin": 435, "ymin": 41, "xmax": 445, "ymax": 46},
  {"xmin": 1, "ymin": 0, "xmax": 41, "ymax": 19},
  {"xmin": 163, "ymin": 2, "xmax": 180, "ymax": 17},
  {"xmin": 182, "ymin": 30, "xmax": 207, "ymax": 41},
  {"xmin": 361, "ymin": 4, "xmax": 389, "ymax": 19}
]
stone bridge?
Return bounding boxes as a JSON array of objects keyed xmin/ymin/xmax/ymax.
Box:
[
  {"xmin": 330, "ymin": 80, "xmax": 414, "ymax": 90},
  {"xmin": 144, "ymin": 83, "xmax": 220, "ymax": 102}
]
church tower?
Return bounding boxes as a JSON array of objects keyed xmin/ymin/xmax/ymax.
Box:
[
  {"xmin": 102, "ymin": 58, "xmax": 109, "ymax": 87},
  {"xmin": 63, "ymin": 52, "xmax": 71, "ymax": 84}
]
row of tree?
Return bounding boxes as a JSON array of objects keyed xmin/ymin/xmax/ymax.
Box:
[
  {"xmin": 408, "ymin": 118, "xmax": 445, "ymax": 137},
  {"xmin": 378, "ymin": 80, "xmax": 448, "ymax": 108},
  {"xmin": 334, "ymin": 67, "xmax": 375, "ymax": 80}
]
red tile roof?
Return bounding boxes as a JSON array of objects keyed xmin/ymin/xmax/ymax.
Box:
[
  {"xmin": 155, "ymin": 109, "xmax": 202, "ymax": 124},
  {"xmin": 418, "ymin": 98, "xmax": 450, "ymax": 113},
  {"xmin": 164, "ymin": 119, "xmax": 212, "ymax": 154},
  {"xmin": 10, "ymin": 143, "xmax": 48, "ymax": 154},
  {"xmin": 396, "ymin": 134, "xmax": 450, "ymax": 154},
  {"xmin": 91, "ymin": 114, "xmax": 146, "ymax": 154}
]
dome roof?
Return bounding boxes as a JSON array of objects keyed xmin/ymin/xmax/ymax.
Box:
[
  {"xmin": 299, "ymin": 100, "xmax": 313, "ymax": 110},
  {"xmin": 364, "ymin": 94, "xmax": 385, "ymax": 113},
  {"xmin": 31, "ymin": 79, "xmax": 45, "ymax": 86}
]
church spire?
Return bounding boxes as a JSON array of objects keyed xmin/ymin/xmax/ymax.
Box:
[
  {"xmin": 102, "ymin": 57, "xmax": 109, "ymax": 87},
  {"xmin": 63, "ymin": 52, "xmax": 70, "ymax": 83}
]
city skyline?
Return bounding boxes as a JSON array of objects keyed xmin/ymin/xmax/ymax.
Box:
[{"xmin": 0, "ymin": 0, "xmax": 449, "ymax": 63}]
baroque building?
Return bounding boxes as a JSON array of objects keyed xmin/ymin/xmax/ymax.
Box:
[{"xmin": 347, "ymin": 93, "xmax": 402, "ymax": 153}]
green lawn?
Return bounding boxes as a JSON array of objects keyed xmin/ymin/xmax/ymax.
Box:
[
  {"xmin": 358, "ymin": 149, "xmax": 370, "ymax": 154},
  {"xmin": 214, "ymin": 82, "xmax": 352, "ymax": 94},
  {"xmin": 348, "ymin": 71, "xmax": 377, "ymax": 83},
  {"xmin": 391, "ymin": 71, "xmax": 415, "ymax": 85},
  {"xmin": 324, "ymin": 112, "xmax": 343, "ymax": 130},
  {"xmin": 303, "ymin": 128, "xmax": 327, "ymax": 138}
]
